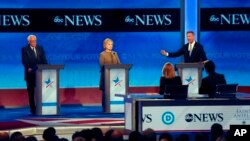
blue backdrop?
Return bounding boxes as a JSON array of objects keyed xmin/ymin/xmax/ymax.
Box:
[
  {"xmin": 200, "ymin": 0, "xmax": 250, "ymax": 86},
  {"xmin": 0, "ymin": 0, "xmax": 249, "ymax": 89},
  {"xmin": 0, "ymin": 0, "xmax": 181, "ymax": 88}
]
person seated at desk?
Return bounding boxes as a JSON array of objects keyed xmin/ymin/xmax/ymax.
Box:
[
  {"xmin": 159, "ymin": 62, "xmax": 182, "ymax": 94},
  {"xmin": 199, "ymin": 60, "xmax": 227, "ymax": 98}
]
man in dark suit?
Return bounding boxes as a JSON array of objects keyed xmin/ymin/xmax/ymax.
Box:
[
  {"xmin": 160, "ymin": 31, "xmax": 207, "ymax": 63},
  {"xmin": 199, "ymin": 60, "xmax": 226, "ymax": 98},
  {"xmin": 21, "ymin": 35, "xmax": 48, "ymax": 114}
]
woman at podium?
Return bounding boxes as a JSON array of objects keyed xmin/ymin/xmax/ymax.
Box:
[
  {"xmin": 99, "ymin": 38, "xmax": 121, "ymax": 112},
  {"xmin": 159, "ymin": 62, "xmax": 182, "ymax": 94}
]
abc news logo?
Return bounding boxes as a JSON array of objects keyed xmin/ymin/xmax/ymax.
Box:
[
  {"xmin": 0, "ymin": 15, "xmax": 30, "ymax": 26},
  {"xmin": 209, "ymin": 14, "xmax": 250, "ymax": 25},
  {"xmin": 230, "ymin": 125, "xmax": 250, "ymax": 141},
  {"xmin": 53, "ymin": 15, "xmax": 102, "ymax": 26},
  {"xmin": 185, "ymin": 113, "xmax": 223, "ymax": 123},
  {"xmin": 125, "ymin": 14, "xmax": 172, "ymax": 26}
]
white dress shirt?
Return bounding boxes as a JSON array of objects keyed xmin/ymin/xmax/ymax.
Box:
[{"xmin": 30, "ymin": 46, "xmax": 37, "ymax": 57}]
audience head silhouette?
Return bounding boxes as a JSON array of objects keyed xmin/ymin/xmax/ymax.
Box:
[
  {"xmin": 210, "ymin": 123, "xmax": 224, "ymax": 141},
  {"xmin": 43, "ymin": 127, "xmax": 58, "ymax": 141}
]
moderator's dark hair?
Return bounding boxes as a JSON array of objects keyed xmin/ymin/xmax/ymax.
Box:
[{"xmin": 204, "ymin": 60, "xmax": 216, "ymax": 74}]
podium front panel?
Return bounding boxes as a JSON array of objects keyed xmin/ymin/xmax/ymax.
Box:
[
  {"xmin": 125, "ymin": 101, "xmax": 133, "ymax": 130},
  {"xmin": 41, "ymin": 69, "xmax": 58, "ymax": 115},
  {"xmin": 181, "ymin": 68, "xmax": 199, "ymax": 97},
  {"xmin": 109, "ymin": 68, "xmax": 126, "ymax": 113}
]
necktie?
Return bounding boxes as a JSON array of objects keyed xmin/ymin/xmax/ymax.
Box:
[
  {"xmin": 32, "ymin": 47, "xmax": 37, "ymax": 58},
  {"xmin": 188, "ymin": 44, "xmax": 192, "ymax": 56}
]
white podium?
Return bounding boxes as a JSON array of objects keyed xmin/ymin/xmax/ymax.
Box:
[
  {"xmin": 103, "ymin": 64, "xmax": 132, "ymax": 113},
  {"xmin": 176, "ymin": 63, "xmax": 203, "ymax": 97},
  {"xmin": 35, "ymin": 64, "xmax": 64, "ymax": 115}
]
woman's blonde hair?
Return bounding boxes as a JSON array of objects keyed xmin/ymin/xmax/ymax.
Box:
[
  {"xmin": 162, "ymin": 62, "xmax": 175, "ymax": 78},
  {"xmin": 103, "ymin": 38, "xmax": 113, "ymax": 49}
]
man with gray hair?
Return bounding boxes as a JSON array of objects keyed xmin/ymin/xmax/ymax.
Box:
[{"xmin": 21, "ymin": 35, "xmax": 48, "ymax": 114}]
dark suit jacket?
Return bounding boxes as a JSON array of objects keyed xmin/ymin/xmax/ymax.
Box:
[
  {"xmin": 159, "ymin": 76, "xmax": 182, "ymax": 94},
  {"xmin": 199, "ymin": 72, "xmax": 227, "ymax": 98},
  {"xmin": 168, "ymin": 42, "xmax": 207, "ymax": 63},
  {"xmin": 21, "ymin": 45, "xmax": 48, "ymax": 80}
]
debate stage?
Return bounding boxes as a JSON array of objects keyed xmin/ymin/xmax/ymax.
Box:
[
  {"xmin": 0, "ymin": 105, "xmax": 202, "ymax": 140},
  {"xmin": 0, "ymin": 105, "xmax": 125, "ymax": 140},
  {"xmin": 1, "ymin": 92, "xmax": 250, "ymax": 129},
  {"xmin": 1, "ymin": 87, "xmax": 250, "ymax": 140},
  {"xmin": 1, "ymin": 87, "xmax": 250, "ymax": 130},
  {"xmin": 0, "ymin": 105, "xmax": 124, "ymax": 130}
]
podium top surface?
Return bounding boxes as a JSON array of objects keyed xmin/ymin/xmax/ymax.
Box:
[
  {"xmin": 115, "ymin": 93, "xmax": 164, "ymax": 99},
  {"xmin": 176, "ymin": 63, "xmax": 204, "ymax": 68},
  {"xmin": 37, "ymin": 64, "xmax": 64, "ymax": 70},
  {"xmin": 103, "ymin": 64, "xmax": 132, "ymax": 69}
]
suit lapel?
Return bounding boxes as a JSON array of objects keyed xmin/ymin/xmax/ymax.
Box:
[
  {"xmin": 35, "ymin": 46, "xmax": 39, "ymax": 58},
  {"xmin": 27, "ymin": 46, "xmax": 36, "ymax": 59},
  {"xmin": 193, "ymin": 42, "xmax": 197, "ymax": 50},
  {"xmin": 190, "ymin": 43, "xmax": 197, "ymax": 57}
]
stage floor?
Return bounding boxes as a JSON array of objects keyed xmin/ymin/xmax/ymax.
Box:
[
  {"xmin": 0, "ymin": 105, "xmax": 210, "ymax": 141},
  {"xmin": 0, "ymin": 105, "xmax": 124, "ymax": 130}
]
